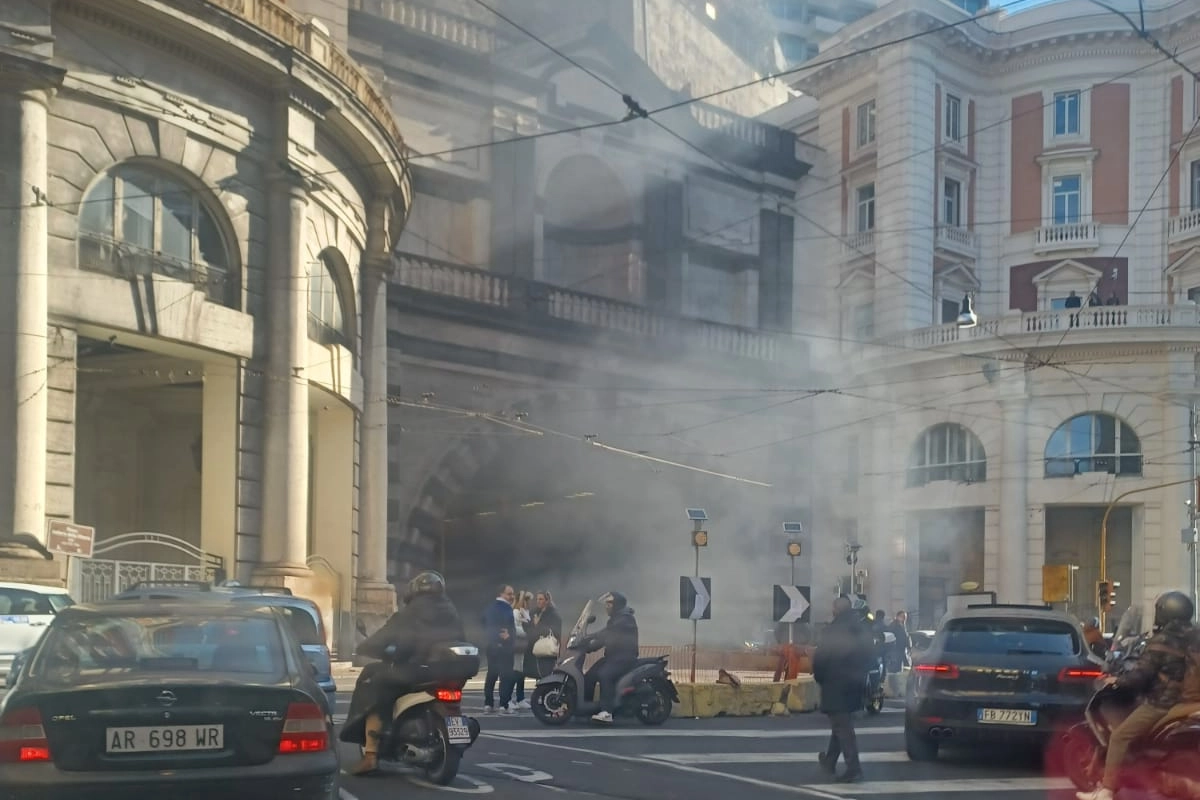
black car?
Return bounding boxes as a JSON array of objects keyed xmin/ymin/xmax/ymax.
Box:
[
  {"xmin": 5, "ymin": 647, "xmax": 34, "ymax": 689},
  {"xmin": 0, "ymin": 600, "xmax": 338, "ymax": 800},
  {"xmin": 905, "ymin": 603, "xmax": 1105, "ymax": 761}
]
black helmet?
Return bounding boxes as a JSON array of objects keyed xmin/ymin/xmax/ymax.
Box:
[
  {"xmin": 1154, "ymin": 590, "xmax": 1194, "ymax": 628},
  {"xmin": 405, "ymin": 571, "xmax": 446, "ymax": 602}
]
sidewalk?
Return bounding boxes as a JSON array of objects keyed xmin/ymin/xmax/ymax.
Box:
[{"xmin": 331, "ymin": 663, "xmax": 487, "ymax": 689}]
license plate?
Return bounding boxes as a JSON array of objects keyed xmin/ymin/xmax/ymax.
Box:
[
  {"xmin": 106, "ymin": 725, "xmax": 225, "ymax": 753},
  {"xmin": 977, "ymin": 708, "xmax": 1036, "ymax": 726},
  {"xmin": 444, "ymin": 716, "xmax": 471, "ymax": 745}
]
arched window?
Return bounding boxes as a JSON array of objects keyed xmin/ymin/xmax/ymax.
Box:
[
  {"xmin": 1045, "ymin": 413, "xmax": 1142, "ymax": 477},
  {"xmin": 307, "ymin": 255, "xmax": 350, "ymax": 348},
  {"xmin": 77, "ymin": 164, "xmax": 232, "ymax": 306},
  {"xmin": 908, "ymin": 423, "xmax": 987, "ymax": 487}
]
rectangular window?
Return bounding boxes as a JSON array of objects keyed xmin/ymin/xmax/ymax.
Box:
[
  {"xmin": 1052, "ymin": 175, "xmax": 1082, "ymax": 225},
  {"xmin": 941, "ymin": 298, "xmax": 960, "ymax": 324},
  {"xmin": 1191, "ymin": 160, "xmax": 1200, "ymax": 211},
  {"xmin": 1053, "ymin": 91, "xmax": 1081, "ymax": 136},
  {"xmin": 944, "ymin": 94, "xmax": 962, "ymax": 141},
  {"xmin": 853, "ymin": 302, "xmax": 874, "ymax": 339},
  {"xmin": 943, "ymin": 178, "xmax": 962, "ymax": 227},
  {"xmin": 856, "ymin": 100, "xmax": 876, "ymax": 147},
  {"xmin": 855, "ymin": 183, "xmax": 875, "ymax": 232}
]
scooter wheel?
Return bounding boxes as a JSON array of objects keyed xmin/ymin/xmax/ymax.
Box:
[
  {"xmin": 422, "ymin": 719, "xmax": 462, "ymax": 786},
  {"xmin": 635, "ymin": 685, "xmax": 673, "ymax": 726},
  {"xmin": 1061, "ymin": 728, "xmax": 1102, "ymax": 791},
  {"xmin": 531, "ymin": 684, "xmax": 574, "ymax": 726}
]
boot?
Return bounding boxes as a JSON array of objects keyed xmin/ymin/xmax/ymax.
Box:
[
  {"xmin": 350, "ymin": 716, "xmax": 383, "ymax": 776},
  {"xmin": 350, "ymin": 751, "xmax": 379, "ymax": 776}
]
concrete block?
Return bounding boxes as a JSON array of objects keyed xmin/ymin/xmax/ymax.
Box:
[
  {"xmin": 786, "ymin": 676, "xmax": 821, "ymax": 712},
  {"xmin": 674, "ymin": 682, "xmax": 792, "ymax": 718}
]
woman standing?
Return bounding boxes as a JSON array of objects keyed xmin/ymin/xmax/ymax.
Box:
[
  {"xmin": 524, "ymin": 591, "xmax": 564, "ymax": 684},
  {"xmin": 509, "ymin": 591, "xmax": 533, "ymax": 710}
]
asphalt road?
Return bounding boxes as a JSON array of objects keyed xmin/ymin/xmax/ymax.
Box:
[{"xmin": 0, "ymin": 686, "xmax": 1166, "ymax": 800}]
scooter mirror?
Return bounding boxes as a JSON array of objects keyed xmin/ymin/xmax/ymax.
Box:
[{"xmin": 384, "ymin": 644, "xmax": 398, "ymax": 657}]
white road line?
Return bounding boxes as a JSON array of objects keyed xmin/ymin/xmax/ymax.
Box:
[
  {"xmin": 485, "ymin": 727, "xmax": 903, "ymax": 739},
  {"xmin": 650, "ymin": 751, "xmax": 913, "ymax": 765},
  {"xmin": 339, "ymin": 788, "xmax": 358, "ymax": 800},
  {"xmin": 809, "ymin": 777, "xmax": 1074, "ymax": 795},
  {"xmin": 479, "ymin": 735, "xmax": 851, "ymax": 800}
]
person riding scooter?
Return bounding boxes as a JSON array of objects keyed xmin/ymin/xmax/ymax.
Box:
[
  {"xmin": 1076, "ymin": 590, "xmax": 1196, "ymax": 800},
  {"xmin": 343, "ymin": 571, "xmax": 465, "ymax": 776},
  {"xmin": 581, "ymin": 591, "xmax": 639, "ymax": 724}
]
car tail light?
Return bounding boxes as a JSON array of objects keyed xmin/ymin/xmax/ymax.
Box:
[
  {"xmin": 278, "ymin": 702, "xmax": 328, "ymax": 754},
  {"xmin": 914, "ymin": 663, "xmax": 960, "ymax": 679},
  {"xmin": 0, "ymin": 707, "xmax": 51, "ymax": 763},
  {"xmin": 1059, "ymin": 667, "xmax": 1105, "ymax": 682},
  {"xmin": 434, "ymin": 689, "xmax": 462, "ymax": 702}
]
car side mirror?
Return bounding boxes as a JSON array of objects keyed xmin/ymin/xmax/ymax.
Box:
[
  {"xmin": 384, "ymin": 644, "xmax": 398, "ymax": 657},
  {"xmin": 586, "ymin": 615, "xmax": 596, "ymax": 624}
]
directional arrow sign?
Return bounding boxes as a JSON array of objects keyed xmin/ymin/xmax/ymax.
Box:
[
  {"xmin": 679, "ymin": 576, "xmax": 711, "ymax": 620},
  {"xmin": 773, "ymin": 584, "xmax": 811, "ymax": 624}
]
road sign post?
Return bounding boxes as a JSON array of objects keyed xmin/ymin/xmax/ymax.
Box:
[
  {"xmin": 46, "ymin": 520, "xmax": 95, "ymax": 595},
  {"xmin": 782, "ymin": 523, "xmax": 805, "ymax": 644},
  {"xmin": 773, "ymin": 585, "xmax": 811, "ymax": 625},
  {"xmin": 685, "ymin": 508, "xmax": 709, "ymax": 683}
]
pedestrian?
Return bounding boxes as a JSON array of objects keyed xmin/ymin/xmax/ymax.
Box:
[
  {"xmin": 509, "ymin": 590, "xmax": 533, "ymax": 710},
  {"xmin": 885, "ymin": 610, "xmax": 911, "ymax": 698},
  {"xmin": 482, "ymin": 584, "xmax": 516, "ymax": 714},
  {"xmin": 525, "ymin": 591, "xmax": 563, "ymax": 683},
  {"xmin": 813, "ymin": 594, "xmax": 875, "ymax": 783}
]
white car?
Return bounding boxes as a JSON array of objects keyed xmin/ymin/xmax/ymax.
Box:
[{"xmin": 0, "ymin": 581, "xmax": 74, "ymax": 679}]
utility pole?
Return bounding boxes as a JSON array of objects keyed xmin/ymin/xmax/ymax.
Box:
[{"xmin": 1190, "ymin": 403, "xmax": 1199, "ymax": 611}]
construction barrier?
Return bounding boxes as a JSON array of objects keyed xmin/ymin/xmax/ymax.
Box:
[{"xmin": 674, "ymin": 675, "xmax": 820, "ymax": 718}]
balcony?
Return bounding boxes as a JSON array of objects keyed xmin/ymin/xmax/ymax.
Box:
[
  {"xmin": 935, "ymin": 225, "xmax": 980, "ymax": 259},
  {"xmin": 78, "ymin": 232, "xmax": 233, "ymax": 307},
  {"xmin": 688, "ymin": 102, "xmax": 810, "ymax": 179},
  {"xmin": 1033, "ymin": 222, "xmax": 1100, "ymax": 255},
  {"xmin": 878, "ymin": 303, "xmax": 1200, "ymax": 362},
  {"xmin": 841, "ymin": 231, "xmax": 875, "ymax": 261},
  {"xmin": 1169, "ymin": 209, "xmax": 1200, "ymax": 247},
  {"xmin": 353, "ymin": 0, "xmax": 496, "ymax": 53},
  {"xmin": 392, "ymin": 253, "xmax": 793, "ymax": 364}
]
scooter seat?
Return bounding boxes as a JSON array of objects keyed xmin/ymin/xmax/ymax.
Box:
[
  {"xmin": 1152, "ymin": 702, "xmax": 1200, "ymax": 733},
  {"xmin": 633, "ymin": 656, "xmax": 666, "ymax": 667}
]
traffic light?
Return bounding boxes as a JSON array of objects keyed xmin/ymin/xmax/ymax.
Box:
[
  {"xmin": 1109, "ymin": 581, "xmax": 1120, "ymax": 608},
  {"xmin": 1098, "ymin": 580, "xmax": 1111, "ymax": 608}
]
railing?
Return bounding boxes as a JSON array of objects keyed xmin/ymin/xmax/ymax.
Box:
[
  {"xmin": 1033, "ymin": 221, "xmax": 1099, "ymax": 253},
  {"xmin": 690, "ymin": 103, "xmax": 770, "ymax": 148},
  {"xmin": 888, "ymin": 303, "xmax": 1200, "ymax": 354},
  {"xmin": 207, "ymin": 0, "xmax": 406, "ymax": 149},
  {"xmin": 73, "ymin": 532, "xmax": 225, "ymax": 603},
  {"xmin": 1168, "ymin": 209, "xmax": 1200, "ymax": 244},
  {"xmin": 688, "ymin": 101, "xmax": 805, "ymax": 176},
  {"xmin": 354, "ymin": 0, "xmax": 495, "ymax": 52},
  {"xmin": 394, "ymin": 253, "xmax": 785, "ymax": 362},
  {"xmin": 78, "ymin": 232, "xmax": 233, "ymax": 307},
  {"xmin": 841, "ymin": 230, "xmax": 875, "ymax": 259},
  {"xmin": 935, "ymin": 224, "xmax": 980, "ymax": 256}
]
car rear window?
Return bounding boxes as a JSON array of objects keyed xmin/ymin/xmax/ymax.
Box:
[
  {"xmin": 941, "ymin": 617, "xmax": 1080, "ymax": 656},
  {"xmin": 0, "ymin": 588, "xmax": 64, "ymax": 616},
  {"xmin": 278, "ymin": 607, "xmax": 323, "ymax": 646},
  {"xmin": 32, "ymin": 613, "xmax": 287, "ymax": 680}
]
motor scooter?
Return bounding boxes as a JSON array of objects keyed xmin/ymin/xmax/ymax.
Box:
[
  {"xmin": 530, "ymin": 597, "xmax": 679, "ymax": 726},
  {"xmin": 863, "ymin": 631, "xmax": 895, "ymax": 715},
  {"xmin": 342, "ymin": 642, "xmax": 482, "ymax": 785}
]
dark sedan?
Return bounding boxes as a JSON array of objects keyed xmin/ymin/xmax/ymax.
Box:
[
  {"xmin": 0, "ymin": 600, "xmax": 338, "ymax": 800},
  {"xmin": 905, "ymin": 603, "xmax": 1105, "ymax": 761}
]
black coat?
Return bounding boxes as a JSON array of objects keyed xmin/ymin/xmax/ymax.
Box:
[
  {"xmin": 340, "ymin": 594, "xmax": 466, "ymax": 744},
  {"xmin": 812, "ymin": 611, "xmax": 875, "ymax": 714},
  {"xmin": 524, "ymin": 605, "xmax": 564, "ymax": 679},
  {"xmin": 589, "ymin": 607, "xmax": 639, "ymax": 664}
]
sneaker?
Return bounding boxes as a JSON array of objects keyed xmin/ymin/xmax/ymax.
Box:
[
  {"xmin": 1076, "ymin": 789, "xmax": 1113, "ymax": 800},
  {"xmin": 500, "ymin": 705, "xmax": 515, "ymax": 715},
  {"xmin": 483, "ymin": 705, "xmax": 495, "ymax": 714},
  {"xmin": 516, "ymin": 700, "xmax": 532, "ymax": 710},
  {"xmin": 591, "ymin": 711, "xmax": 614, "ymax": 723}
]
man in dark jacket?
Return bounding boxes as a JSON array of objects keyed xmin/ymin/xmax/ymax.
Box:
[
  {"xmin": 341, "ymin": 571, "xmax": 465, "ymax": 776},
  {"xmin": 482, "ymin": 585, "xmax": 516, "ymax": 713},
  {"xmin": 813, "ymin": 595, "xmax": 875, "ymax": 783},
  {"xmin": 1077, "ymin": 591, "xmax": 1195, "ymax": 800},
  {"xmin": 583, "ymin": 591, "xmax": 639, "ymax": 724}
]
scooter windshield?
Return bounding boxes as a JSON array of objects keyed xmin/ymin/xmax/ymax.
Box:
[{"xmin": 567, "ymin": 599, "xmax": 602, "ymax": 645}]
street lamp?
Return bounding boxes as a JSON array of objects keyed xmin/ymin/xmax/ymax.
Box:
[{"xmin": 956, "ymin": 293, "xmax": 978, "ymax": 329}]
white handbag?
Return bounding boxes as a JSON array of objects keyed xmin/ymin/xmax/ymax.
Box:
[{"xmin": 532, "ymin": 634, "xmax": 559, "ymax": 658}]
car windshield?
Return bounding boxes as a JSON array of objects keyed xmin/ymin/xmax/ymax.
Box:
[
  {"xmin": 30, "ymin": 612, "xmax": 287, "ymax": 682},
  {"xmin": 941, "ymin": 618, "xmax": 1080, "ymax": 656}
]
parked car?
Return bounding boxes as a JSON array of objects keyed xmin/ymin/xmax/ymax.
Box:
[
  {"xmin": 0, "ymin": 599, "xmax": 338, "ymax": 799},
  {"xmin": 904, "ymin": 602, "xmax": 1104, "ymax": 761},
  {"xmin": 106, "ymin": 581, "xmax": 337, "ymax": 706},
  {"xmin": 0, "ymin": 582, "xmax": 74, "ymax": 682}
]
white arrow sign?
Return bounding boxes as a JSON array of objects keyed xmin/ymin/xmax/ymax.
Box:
[
  {"xmin": 778, "ymin": 585, "xmax": 810, "ymax": 623},
  {"xmin": 689, "ymin": 577, "xmax": 710, "ymax": 620}
]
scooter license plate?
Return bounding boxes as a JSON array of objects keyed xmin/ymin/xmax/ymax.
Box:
[{"xmin": 445, "ymin": 716, "xmax": 472, "ymax": 744}]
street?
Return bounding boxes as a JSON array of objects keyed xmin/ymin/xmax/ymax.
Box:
[{"xmin": 331, "ymin": 689, "xmax": 1148, "ymax": 800}]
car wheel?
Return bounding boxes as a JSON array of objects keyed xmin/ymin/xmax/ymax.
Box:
[{"xmin": 905, "ymin": 727, "xmax": 939, "ymax": 762}]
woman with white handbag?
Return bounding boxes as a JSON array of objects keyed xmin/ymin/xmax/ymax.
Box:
[
  {"xmin": 525, "ymin": 591, "xmax": 564, "ymax": 686},
  {"xmin": 510, "ymin": 591, "xmax": 534, "ymax": 710}
]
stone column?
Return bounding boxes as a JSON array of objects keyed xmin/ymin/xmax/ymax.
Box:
[
  {"xmin": 254, "ymin": 170, "xmax": 312, "ymax": 581},
  {"xmin": 357, "ymin": 197, "xmax": 397, "ymax": 627},
  {"xmin": 999, "ymin": 396, "xmax": 1030, "ymax": 603},
  {"xmin": 0, "ymin": 55, "xmax": 64, "ymax": 546}
]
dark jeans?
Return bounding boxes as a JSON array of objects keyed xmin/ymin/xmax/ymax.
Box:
[
  {"xmin": 584, "ymin": 657, "xmax": 632, "ymax": 713},
  {"xmin": 512, "ymin": 670, "xmax": 526, "ymax": 703},
  {"xmin": 824, "ymin": 712, "xmax": 861, "ymax": 773},
  {"xmin": 484, "ymin": 645, "xmax": 515, "ymax": 709}
]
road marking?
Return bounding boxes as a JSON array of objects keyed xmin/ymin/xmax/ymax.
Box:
[
  {"xmin": 480, "ymin": 734, "xmax": 849, "ymax": 800},
  {"xmin": 476, "ymin": 763, "xmax": 554, "ymax": 783},
  {"xmin": 339, "ymin": 789, "xmax": 358, "ymax": 800},
  {"xmin": 650, "ymin": 751, "xmax": 912, "ymax": 765},
  {"xmin": 808, "ymin": 777, "xmax": 1074, "ymax": 795},
  {"xmin": 406, "ymin": 774, "xmax": 495, "ymax": 793},
  {"xmin": 485, "ymin": 726, "xmax": 903, "ymax": 739}
]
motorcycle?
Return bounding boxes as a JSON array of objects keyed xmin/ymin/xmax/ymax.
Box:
[
  {"xmin": 864, "ymin": 631, "xmax": 895, "ymax": 715},
  {"xmin": 1061, "ymin": 607, "xmax": 1200, "ymax": 798},
  {"xmin": 529, "ymin": 597, "xmax": 679, "ymax": 726},
  {"xmin": 352, "ymin": 642, "xmax": 483, "ymax": 785}
]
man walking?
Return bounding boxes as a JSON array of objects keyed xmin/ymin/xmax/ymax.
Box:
[{"xmin": 813, "ymin": 595, "xmax": 875, "ymax": 783}]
